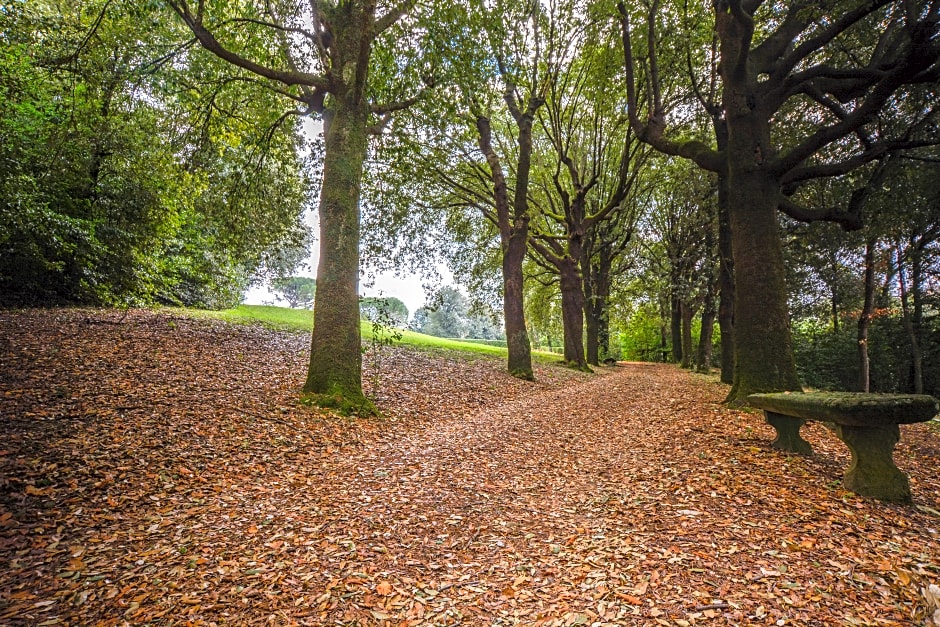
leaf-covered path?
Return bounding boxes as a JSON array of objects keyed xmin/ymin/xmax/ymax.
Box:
[{"xmin": 1, "ymin": 309, "xmax": 939, "ymax": 626}]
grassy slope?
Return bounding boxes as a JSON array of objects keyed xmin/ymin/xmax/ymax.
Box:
[{"xmin": 190, "ymin": 304, "xmax": 558, "ymax": 361}]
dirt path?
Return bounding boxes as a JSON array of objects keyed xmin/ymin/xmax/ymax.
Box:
[{"xmin": 1, "ymin": 309, "xmax": 939, "ymax": 626}]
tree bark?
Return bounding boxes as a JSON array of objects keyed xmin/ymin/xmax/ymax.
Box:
[
  {"xmin": 670, "ymin": 290, "xmax": 682, "ymax": 364},
  {"xmin": 896, "ymin": 243, "xmax": 923, "ymax": 394},
  {"xmin": 725, "ymin": 168, "xmax": 802, "ymax": 400},
  {"xmin": 697, "ymin": 303, "xmax": 716, "ymax": 373},
  {"xmin": 583, "ymin": 261, "xmax": 600, "ymax": 366},
  {"xmin": 680, "ymin": 300, "xmax": 694, "ymax": 369},
  {"xmin": 305, "ymin": 99, "xmax": 370, "ymax": 403},
  {"xmin": 503, "ymin": 226, "xmax": 533, "ymax": 379},
  {"xmin": 559, "ymin": 256, "xmax": 588, "ymax": 370},
  {"xmin": 718, "ymin": 9, "xmax": 801, "ymax": 402},
  {"xmin": 711, "ymin": 119, "xmax": 735, "ymax": 385},
  {"xmin": 857, "ymin": 238, "xmax": 877, "ymax": 392},
  {"xmin": 475, "ymin": 113, "xmax": 534, "ymax": 381}
]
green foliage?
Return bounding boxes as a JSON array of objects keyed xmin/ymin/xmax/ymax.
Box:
[
  {"xmin": 0, "ymin": 0, "xmax": 311, "ymax": 308},
  {"xmin": 619, "ymin": 301, "xmax": 667, "ymax": 362}
]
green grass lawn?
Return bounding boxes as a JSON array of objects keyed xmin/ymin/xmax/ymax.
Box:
[{"xmin": 189, "ymin": 304, "xmax": 560, "ymax": 361}]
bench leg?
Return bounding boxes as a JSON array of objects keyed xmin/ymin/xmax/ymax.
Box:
[
  {"xmin": 834, "ymin": 424, "xmax": 911, "ymax": 503},
  {"xmin": 765, "ymin": 411, "xmax": 813, "ymax": 455}
]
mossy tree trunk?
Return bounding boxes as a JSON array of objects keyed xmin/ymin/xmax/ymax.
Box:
[
  {"xmin": 559, "ymin": 254, "xmax": 588, "ymax": 370},
  {"xmin": 303, "ymin": 5, "xmax": 375, "ymax": 405},
  {"xmin": 168, "ymin": 0, "xmax": 424, "ymax": 410},
  {"xmin": 304, "ymin": 99, "xmax": 370, "ymax": 400},
  {"xmin": 715, "ymin": 132, "xmax": 735, "ymax": 385}
]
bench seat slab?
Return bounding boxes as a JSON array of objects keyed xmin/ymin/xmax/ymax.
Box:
[{"xmin": 747, "ymin": 392, "xmax": 938, "ymax": 427}]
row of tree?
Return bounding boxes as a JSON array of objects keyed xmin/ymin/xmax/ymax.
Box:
[{"xmin": 3, "ymin": 0, "xmax": 938, "ymax": 408}]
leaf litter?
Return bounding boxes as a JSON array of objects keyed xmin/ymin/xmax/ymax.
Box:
[{"xmin": 1, "ymin": 308, "xmax": 939, "ymax": 626}]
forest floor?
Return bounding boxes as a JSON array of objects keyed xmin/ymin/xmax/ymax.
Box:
[{"xmin": 1, "ymin": 308, "xmax": 939, "ymax": 627}]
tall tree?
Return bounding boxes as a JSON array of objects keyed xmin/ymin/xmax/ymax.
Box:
[
  {"xmin": 528, "ymin": 24, "xmax": 644, "ymax": 370},
  {"xmin": 163, "ymin": 0, "xmax": 447, "ymax": 407},
  {"xmin": 619, "ymin": 0, "xmax": 940, "ymax": 401}
]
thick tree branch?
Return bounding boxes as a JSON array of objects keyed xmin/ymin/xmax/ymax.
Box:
[
  {"xmin": 618, "ymin": 2, "xmax": 723, "ymax": 173},
  {"xmin": 771, "ymin": 35, "xmax": 940, "ymax": 178},
  {"xmin": 782, "ymin": 139, "xmax": 939, "ymax": 185},
  {"xmin": 165, "ymin": 1, "xmax": 329, "ymax": 89},
  {"xmin": 770, "ymin": 0, "xmax": 892, "ymax": 87},
  {"xmin": 778, "ymin": 196, "xmax": 863, "ymax": 230},
  {"xmin": 375, "ymin": 0, "xmax": 417, "ymax": 36}
]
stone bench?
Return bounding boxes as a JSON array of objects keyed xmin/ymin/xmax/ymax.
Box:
[{"xmin": 747, "ymin": 392, "xmax": 939, "ymax": 502}]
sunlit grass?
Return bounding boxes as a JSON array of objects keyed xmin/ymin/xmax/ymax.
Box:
[{"xmin": 188, "ymin": 304, "xmax": 559, "ymax": 361}]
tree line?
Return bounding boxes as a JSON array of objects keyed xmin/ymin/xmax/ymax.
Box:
[{"xmin": 2, "ymin": 0, "xmax": 938, "ymax": 409}]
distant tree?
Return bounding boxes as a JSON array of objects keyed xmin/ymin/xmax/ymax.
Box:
[
  {"xmin": 360, "ymin": 296, "xmax": 409, "ymax": 328},
  {"xmin": 465, "ymin": 302, "xmax": 505, "ymax": 340},
  {"xmin": 411, "ymin": 286, "xmax": 468, "ymax": 338},
  {"xmin": 272, "ymin": 277, "xmax": 316, "ymax": 309}
]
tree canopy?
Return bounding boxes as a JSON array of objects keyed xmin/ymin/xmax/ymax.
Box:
[{"xmin": 3, "ymin": 0, "xmax": 939, "ymax": 402}]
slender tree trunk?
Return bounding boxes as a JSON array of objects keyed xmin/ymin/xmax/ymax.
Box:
[
  {"xmin": 857, "ymin": 238, "xmax": 877, "ymax": 392},
  {"xmin": 559, "ymin": 257, "xmax": 589, "ymax": 370},
  {"xmin": 680, "ymin": 300, "xmax": 694, "ymax": 369},
  {"xmin": 660, "ymin": 319, "xmax": 669, "ymax": 363},
  {"xmin": 670, "ymin": 291, "xmax": 682, "ymax": 364},
  {"xmin": 583, "ymin": 253, "xmax": 600, "ymax": 366},
  {"xmin": 829, "ymin": 253, "xmax": 840, "ymax": 331},
  {"xmin": 305, "ymin": 99, "xmax": 370, "ymax": 403},
  {"xmin": 595, "ymin": 261, "xmax": 612, "ymax": 360},
  {"xmin": 697, "ymin": 290, "xmax": 717, "ymax": 373},
  {"xmin": 475, "ymin": 115, "xmax": 534, "ymax": 380},
  {"xmin": 896, "ymin": 243, "xmax": 923, "ymax": 394}
]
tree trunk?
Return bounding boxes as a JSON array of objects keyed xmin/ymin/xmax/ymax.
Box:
[
  {"xmin": 829, "ymin": 252, "xmax": 840, "ymax": 331},
  {"xmin": 595, "ymin": 260, "xmax": 612, "ymax": 361},
  {"xmin": 583, "ymin": 252, "xmax": 599, "ymax": 366},
  {"xmin": 697, "ymin": 290, "xmax": 717, "ymax": 373},
  {"xmin": 504, "ymin": 227, "xmax": 533, "ymax": 379},
  {"xmin": 680, "ymin": 300, "xmax": 694, "ymax": 369},
  {"xmin": 896, "ymin": 243, "xmax": 923, "ymax": 394},
  {"xmin": 857, "ymin": 238, "xmax": 877, "ymax": 392},
  {"xmin": 718, "ymin": 10, "xmax": 801, "ymax": 402},
  {"xmin": 714, "ymin": 123, "xmax": 735, "ymax": 385},
  {"xmin": 660, "ymin": 318, "xmax": 669, "ymax": 363},
  {"xmin": 475, "ymin": 114, "xmax": 534, "ymax": 380},
  {"xmin": 560, "ymin": 256, "xmax": 589, "ymax": 370},
  {"xmin": 726, "ymin": 169, "xmax": 801, "ymax": 400},
  {"xmin": 583, "ymin": 246, "xmax": 613, "ymax": 365},
  {"xmin": 305, "ymin": 99, "xmax": 370, "ymax": 405},
  {"xmin": 670, "ymin": 291, "xmax": 682, "ymax": 364}
]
